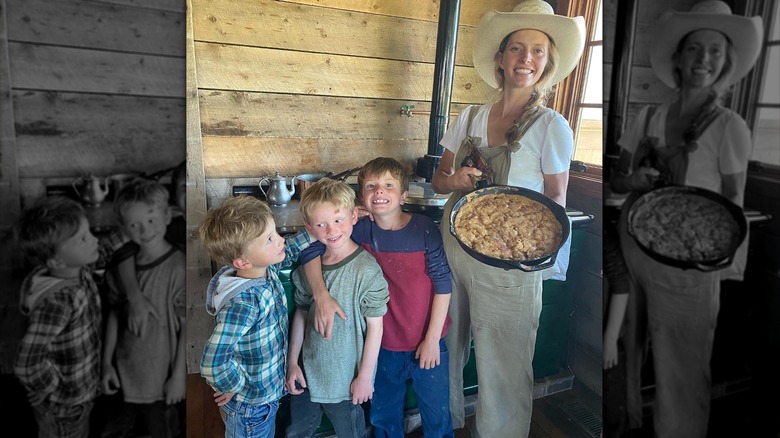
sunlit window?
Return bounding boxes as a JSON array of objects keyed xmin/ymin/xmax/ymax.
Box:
[
  {"xmin": 751, "ymin": 5, "xmax": 779, "ymax": 166},
  {"xmin": 572, "ymin": 0, "xmax": 602, "ymax": 166}
]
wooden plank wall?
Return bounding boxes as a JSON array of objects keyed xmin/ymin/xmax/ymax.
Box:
[
  {"xmin": 187, "ymin": 0, "xmax": 518, "ymax": 371},
  {"xmin": 189, "ymin": 0, "xmax": 521, "ymax": 208},
  {"xmin": 0, "ymin": 0, "xmax": 185, "ymax": 374}
]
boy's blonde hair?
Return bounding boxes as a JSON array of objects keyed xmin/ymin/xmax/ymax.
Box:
[
  {"xmin": 113, "ymin": 178, "xmax": 170, "ymax": 224},
  {"xmin": 15, "ymin": 196, "xmax": 87, "ymax": 266},
  {"xmin": 299, "ymin": 178, "xmax": 356, "ymax": 224},
  {"xmin": 357, "ymin": 157, "xmax": 411, "ymax": 192},
  {"xmin": 199, "ymin": 195, "xmax": 274, "ymax": 267}
]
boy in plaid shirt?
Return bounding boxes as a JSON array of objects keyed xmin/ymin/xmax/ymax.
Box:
[
  {"xmin": 198, "ymin": 195, "xmax": 313, "ymax": 438},
  {"xmin": 14, "ymin": 196, "xmax": 107, "ymax": 437}
]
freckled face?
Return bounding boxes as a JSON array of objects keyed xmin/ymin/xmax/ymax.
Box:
[
  {"xmin": 499, "ymin": 29, "xmax": 550, "ymax": 89},
  {"xmin": 360, "ymin": 171, "xmax": 407, "ymax": 217},
  {"xmin": 242, "ymin": 220, "xmax": 287, "ymax": 267},
  {"xmin": 55, "ymin": 217, "xmax": 99, "ymax": 267},
  {"xmin": 120, "ymin": 202, "xmax": 171, "ymax": 250},
  {"xmin": 675, "ymin": 30, "xmax": 728, "ymax": 89},
  {"xmin": 305, "ymin": 202, "xmax": 357, "ymax": 250}
]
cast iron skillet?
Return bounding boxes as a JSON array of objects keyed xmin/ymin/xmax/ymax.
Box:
[
  {"xmin": 626, "ymin": 185, "xmax": 747, "ymax": 271},
  {"xmin": 449, "ymin": 185, "xmax": 570, "ymax": 271}
]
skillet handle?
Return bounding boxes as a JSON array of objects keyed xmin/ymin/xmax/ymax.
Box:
[
  {"xmin": 694, "ymin": 254, "xmax": 734, "ymax": 272},
  {"xmin": 514, "ymin": 252, "xmax": 557, "ymax": 272}
]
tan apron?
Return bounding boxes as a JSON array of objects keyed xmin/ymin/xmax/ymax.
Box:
[{"xmin": 441, "ymin": 105, "xmax": 553, "ymax": 438}]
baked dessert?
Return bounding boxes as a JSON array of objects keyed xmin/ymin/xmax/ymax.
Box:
[
  {"xmin": 454, "ymin": 193, "xmax": 562, "ymax": 260},
  {"xmin": 631, "ymin": 192, "xmax": 740, "ymax": 262}
]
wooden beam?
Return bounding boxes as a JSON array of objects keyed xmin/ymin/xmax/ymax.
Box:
[
  {"xmin": 5, "ymin": 0, "xmax": 184, "ymax": 56},
  {"xmin": 9, "ymin": 43, "xmax": 184, "ymax": 97},
  {"xmin": 194, "ymin": 42, "xmax": 493, "ymax": 103}
]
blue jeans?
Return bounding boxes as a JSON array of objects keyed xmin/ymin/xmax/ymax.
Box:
[
  {"xmin": 285, "ymin": 388, "xmax": 366, "ymax": 438},
  {"xmin": 33, "ymin": 400, "xmax": 93, "ymax": 438},
  {"xmin": 370, "ymin": 340, "xmax": 454, "ymax": 438},
  {"xmin": 221, "ymin": 399, "xmax": 279, "ymax": 438}
]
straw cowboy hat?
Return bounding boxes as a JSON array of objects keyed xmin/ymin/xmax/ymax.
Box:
[
  {"xmin": 472, "ymin": 0, "xmax": 585, "ymax": 89},
  {"xmin": 650, "ymin": 0, "xmax": 763, "ymax": 89}
]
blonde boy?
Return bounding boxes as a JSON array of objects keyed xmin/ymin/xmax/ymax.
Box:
[
  {"xmin": 101, "ymin": 178, "xmax": 186, "ymax": 437},
  {"xmin": 285, "ymin": 179, "xmax": 389, "ymax": 438},
  {"xmin": 198, "ymin": 195, "xmax": 312, "ymax": 438}
]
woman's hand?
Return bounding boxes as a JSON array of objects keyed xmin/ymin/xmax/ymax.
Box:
[
  {"xmin": 435, "ymin": 166, "xmax": 483, "ymax": 193},
  {"xmin": 628, "ymin": 167, "xmax": 660, "ymax": 191}
]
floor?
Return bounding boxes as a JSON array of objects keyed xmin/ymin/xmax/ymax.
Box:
[{"xmin": 405, "ymin": 380, "xmax": 603, "ymax": 438}]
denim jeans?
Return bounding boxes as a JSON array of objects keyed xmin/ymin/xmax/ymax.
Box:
[
  {"xmin": 370, "ymin": 340, "xmax": 453, "ymax": 438},
  {"xmin": 221, "ymin": 399, "xmax": 279, "ymax": 438},
  {"xmin": 33, "ymin": 400, "xmax": 93, "ymax": 438},
  {"xmin": 285, "ymin": 388, "xmax": 366, "ymax": 438}
]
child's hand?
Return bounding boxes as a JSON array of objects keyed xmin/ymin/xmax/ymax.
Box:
[
  {"xmin": 213, "ymin": 392, "xmax": 235, "ymax": 406},
  {"xmin": 285, "ymin": 364, "xmax": 307, "ymax": 395},
  {"xmin": 27, "ymin": 388, "xmax": 52, "ymax": 406},
  {"xmin": 350, "ymin": 375, "xmax": 373, "ymax": 405},
  {"xmin": 164, "ymin": 371, "xmax": 186, "ymax": 404},
  {"xmin": 313, "ymin": 293, "xmax": 346, "ymax": 341},
  {"xmin": 102, "ymin": 365, "xmax": 121, "ymax": 395},
  {"xmin": 356, "ymin": 205, "xmax": 374, "ymax": 222},
  {"xmin": 415, "ymin": 337, "xmax": 441, "ymax": 370},
  {"xmin": 603, "ymin": 333, "xmax": 619, "ymax": 370},
  {"xmin": 127, "ymin": 293, "xmax": 160, "ymax": 337}
]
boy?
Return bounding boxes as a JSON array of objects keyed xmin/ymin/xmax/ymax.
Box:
[
  {"xmin": 300, "ymin": 157, "xmax": 454, "ymax": 437},
  {"xmin": 285, "ymin": 179, "xmax": 389, "ymax": 438},
  {"xmin": 198, "ymin": 195, "xmax": 312, "ymax": 438},
  {"xmin": 101, "ymin": 178, "xmax": 186, "ymax": 438},
  {"xmin": 14, "ymin": 196, "xmax": 104, "ymax": 437}
]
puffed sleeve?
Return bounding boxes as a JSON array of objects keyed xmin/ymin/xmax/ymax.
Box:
[
  {"xmin": 717, "ymin": 112, "xmax": 751, "ymax": 175},
  {"xmin": 541, "ymin": 112, "xmax": 574, "ymax": 175}
]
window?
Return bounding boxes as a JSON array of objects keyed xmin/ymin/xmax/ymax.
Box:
[
  {"xmin": 553, "ymin": 0, "xmax": 603, "ymax": 167},
  {"xmin": 750, "ymin": 2, "xmax": 779, "ymax": 166}
]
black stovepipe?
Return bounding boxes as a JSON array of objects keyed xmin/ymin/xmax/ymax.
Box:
[{"xmin": 417, "ymin": 0, "xmax": 461, "ymax": 181}]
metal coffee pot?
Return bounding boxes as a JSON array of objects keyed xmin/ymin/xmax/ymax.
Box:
[
  {"xmin": 72, "ymin": 173, "xmax": 110, "ymax": 207},
  {"xmin": 259, "ymin": 172, "xmax": 296, "ymax": 206}
]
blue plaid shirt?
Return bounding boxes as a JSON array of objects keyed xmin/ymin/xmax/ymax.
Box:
[{"xmin": 200, "ymin": 230, "xmax": 311, "ymax": 405}]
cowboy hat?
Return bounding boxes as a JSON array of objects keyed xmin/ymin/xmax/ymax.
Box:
[
  {"xmin": 650, "ymin": 0, "xmax": 763, "ymax": 89},
  {"xmin": 472, "ymin": 0, "xmax": 585, "ymax": 89}
]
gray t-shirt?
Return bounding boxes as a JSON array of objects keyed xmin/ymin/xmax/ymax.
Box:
[{"xmin": 292, "ymin": 247, "xmax": 389, "ymax": 403}]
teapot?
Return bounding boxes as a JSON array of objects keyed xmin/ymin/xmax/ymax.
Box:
[
  {"xmin": 259, "ymin": 172, "xmax": 296, "ymax": 206},
  {"xmin": 73, "ymin": 173, "xmax": 110, "ymax": 207}
]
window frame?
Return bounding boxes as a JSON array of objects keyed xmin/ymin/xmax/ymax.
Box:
[
  {"xmin": 553, "ymin": 0, "xmax": 603, "ymax": 168},
  {"xmin": 732, "ymin": 0, "xmax": 779, "ymax": 172}
]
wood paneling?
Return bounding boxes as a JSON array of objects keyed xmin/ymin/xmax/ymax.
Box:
[
  {"xmin": 194, "ymin": 42, "xmax": 492, "ymax": 103},
  {"xmin": 285, "ymin": 0, "xmax": 518, "ymax": 27},
  {"xmin": 191, "ymin": 0, "xmax": 477, "ymax": 66},
  {"xmin": 202, "ymin": 136, "xmax": 426, "ymax": 177},
  {"xmin": 6, "ymin": 0, "xmax": 184, "ymax": 55},
  {"xmin": 9, "ymin": 43, "xmax": 183, "ymax": 97},
  {"xmin": 199, "ymin": 90, "xmax": 468, "ymax": 139}
]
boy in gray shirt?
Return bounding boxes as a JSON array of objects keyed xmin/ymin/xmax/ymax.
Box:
[{"xmin": 285, "ymin": 179, "xmax": 389, "ymax": 438}]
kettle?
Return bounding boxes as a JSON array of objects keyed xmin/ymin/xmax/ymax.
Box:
[
  {"xmin": 73, "ymin": 173, "xmax": 110, "ymax": 207},
  {"xmin": 259, "ymin": 172, "xmax": 296, "ymax": 206}
]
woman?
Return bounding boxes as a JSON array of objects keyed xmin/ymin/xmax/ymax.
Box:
[
  {"xmin": 609, "ymin": 1, "xmax": 762, "ymax": 436},
  {"xmin": 430, "ymin": 1, "xmax": 585, "ymax": 436}
]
